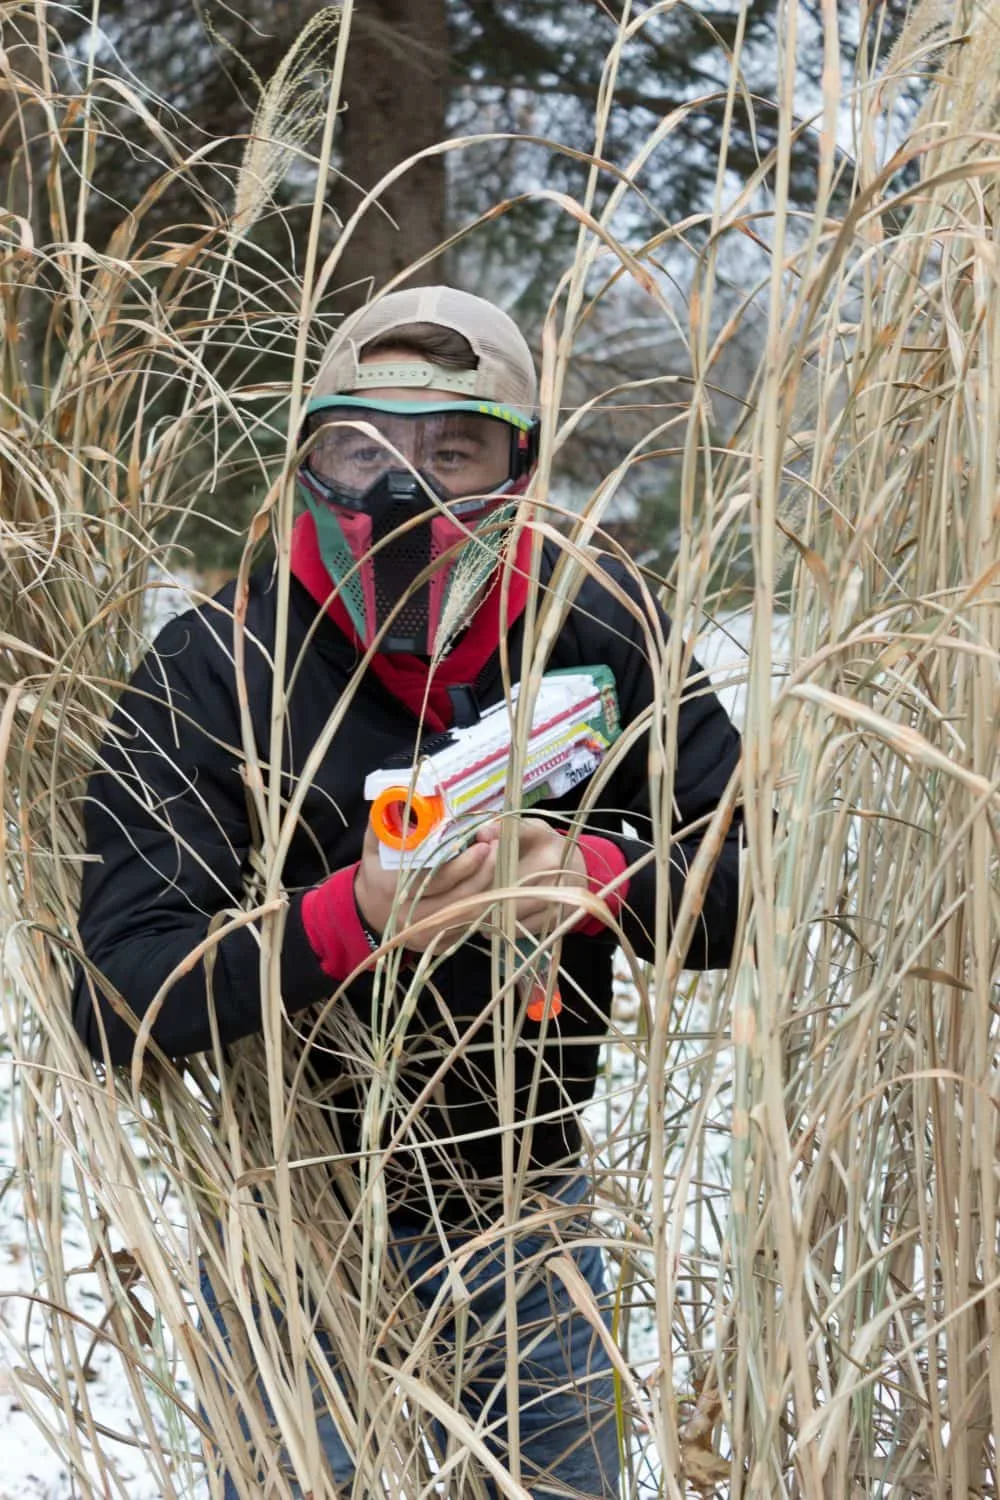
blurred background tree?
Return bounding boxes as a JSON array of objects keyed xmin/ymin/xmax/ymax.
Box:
[{"xmin": 4, "ymin": 0, "xmax": 908, "ymax": 578}]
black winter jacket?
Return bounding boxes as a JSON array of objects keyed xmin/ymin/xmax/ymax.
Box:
[{"xmin": 73, "ymin": 544, "xmax": 741, "ymax": 1207}]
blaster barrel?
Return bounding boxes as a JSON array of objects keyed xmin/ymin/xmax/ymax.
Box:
[{"xmin": 368, "ymin": 786, "xmax": 446, "ymax": 854}]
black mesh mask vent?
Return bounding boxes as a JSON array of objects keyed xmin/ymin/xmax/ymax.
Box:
[{"xmin": 372, "ymin": 498, "xmax": 433, "ymax": 646}]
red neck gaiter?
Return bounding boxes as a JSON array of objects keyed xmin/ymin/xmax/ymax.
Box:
[{"xmin": 290, "ymin": 511, "xmax": 534, "ymax": 732}]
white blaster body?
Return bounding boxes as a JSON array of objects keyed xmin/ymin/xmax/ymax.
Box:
[{"xmin": 364, "ymin": 666, "xmax": 620, "ymax": 870}]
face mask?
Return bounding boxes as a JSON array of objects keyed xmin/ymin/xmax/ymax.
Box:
[{"xmin": 297, "ymin": 399, "xmax": 537, "ymax": 655}]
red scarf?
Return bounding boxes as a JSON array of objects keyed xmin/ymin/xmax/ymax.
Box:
[{"xmin": 290, "ymin": 510, "xmax": 534, "ymax": 732}]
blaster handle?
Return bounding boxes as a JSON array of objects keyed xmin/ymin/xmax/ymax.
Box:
[{"xmin": 369, "ymin": 785, "xmax": 446, "ymax": 854}]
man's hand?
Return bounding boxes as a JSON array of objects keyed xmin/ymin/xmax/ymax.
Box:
[
  {"xmin": 494, "ymin": 817, "xmax": 588, "ymax": 935},
  {"xmin": 354, "ymin": 817, "xmax": 588, "ymax": 953}
]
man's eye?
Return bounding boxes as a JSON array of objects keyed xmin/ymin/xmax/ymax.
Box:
[
  {"xmin": 434, "ymin": 447, "xmax": 474, "ymax": 466},
  {"xmin": 346, "ymin": 444, "xmax": 385, "ymax": 465}
]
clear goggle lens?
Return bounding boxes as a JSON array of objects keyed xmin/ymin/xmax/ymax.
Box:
[{"xmin": 302, "ymin": 402, "xmax": 529, "ymax": 502}]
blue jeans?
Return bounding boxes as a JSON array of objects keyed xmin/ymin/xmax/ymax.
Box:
[{"xmin": 200, "ymin": 1176, "xmax": 620, "ymax": 1498}]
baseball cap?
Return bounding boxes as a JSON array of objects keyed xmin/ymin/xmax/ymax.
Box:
[{"xmin": 313, "ymin": 285, "xmax": 538, "ymax": 412}]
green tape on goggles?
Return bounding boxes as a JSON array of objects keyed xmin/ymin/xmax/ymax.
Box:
[{"xmin": 305, "ymin": 395, "xmax": 536, "ymax": 431}]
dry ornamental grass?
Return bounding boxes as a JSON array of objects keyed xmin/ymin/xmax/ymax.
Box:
[{"xmin": 1, "ymin": 0, "xmax": 999, "ymax": 1495}]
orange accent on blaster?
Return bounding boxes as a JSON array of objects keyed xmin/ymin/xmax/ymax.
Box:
[
  {"xmin": 369, "ymin": 786, "xmax": 446, "ymax": 852},
  {"xmin": 526, "ymin": 985, "xmax": 563, "ymax": 1023}
]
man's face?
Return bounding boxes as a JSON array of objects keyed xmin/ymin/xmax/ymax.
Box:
[
  {"xmin": 298, "ymin": 346, "xmax": 536, "ymax": 652},
  {"xmin": 304, "ymin": 348, "xmax": 512, "ymax": 502}
]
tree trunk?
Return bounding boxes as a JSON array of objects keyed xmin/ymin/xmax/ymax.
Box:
[
  {"xmin": 333, "ymin": 0, "xmax": 449, "ymax": 306},
  {"xmin": 0, "ymin": 19, "xmax": 46, "ymax": 400}
]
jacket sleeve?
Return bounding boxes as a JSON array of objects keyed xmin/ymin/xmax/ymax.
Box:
[
  {"xmin": 71, "ymin": 609, "xmax": 367, "ymax": 1067},
  {"xmin": 570, "ymin": 563, "xmax": 743, "ymax": 969}
]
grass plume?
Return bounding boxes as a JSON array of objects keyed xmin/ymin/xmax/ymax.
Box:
[{"xmin": 1, "ymin": 0, "xmax": 999, "ymax": 1495}]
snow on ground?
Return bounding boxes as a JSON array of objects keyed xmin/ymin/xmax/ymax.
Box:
[
  {"xmin": 0, "ymin": 1050, "xmax": 202, "ymax": 1499},
  {"xmin": 0, "ymin": 608, "xmax": 781, "ymax": 1496}
]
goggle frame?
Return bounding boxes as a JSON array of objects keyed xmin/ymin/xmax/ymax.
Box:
[{"xmin": 299, "ymin": 396, "xmax": 539, "ymax": 510}]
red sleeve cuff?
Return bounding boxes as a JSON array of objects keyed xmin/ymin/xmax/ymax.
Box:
[
  {"xmin": 568, "ymin": 833, "xmax": 630, "ymax": 936},
  {"xmin": 301, "ymin": 863, "xmax": 376, "ymax": 980}
]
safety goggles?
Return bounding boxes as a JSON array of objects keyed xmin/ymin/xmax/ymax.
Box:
[{"xmin": 300, "ymin": 397, "xmax": 538, "ymax": 509}]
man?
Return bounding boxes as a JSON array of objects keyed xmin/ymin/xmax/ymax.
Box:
[{"xmin": 74, "ymin": 286, "xmax": 742, "ymax": 1497}]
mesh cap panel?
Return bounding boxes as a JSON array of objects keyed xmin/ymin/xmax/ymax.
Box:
[{"xmin": 314, "ymin": 286, "xmax": 537, "ymax": 412}]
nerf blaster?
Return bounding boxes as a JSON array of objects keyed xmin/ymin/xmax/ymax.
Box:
[
  {"xmin": 364, "ymin": 665, "xmax": 621, "ymax": 1021},
  {"xmin": 365, "ymin": 665, "xmax": 621, "ymax": 869}
]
